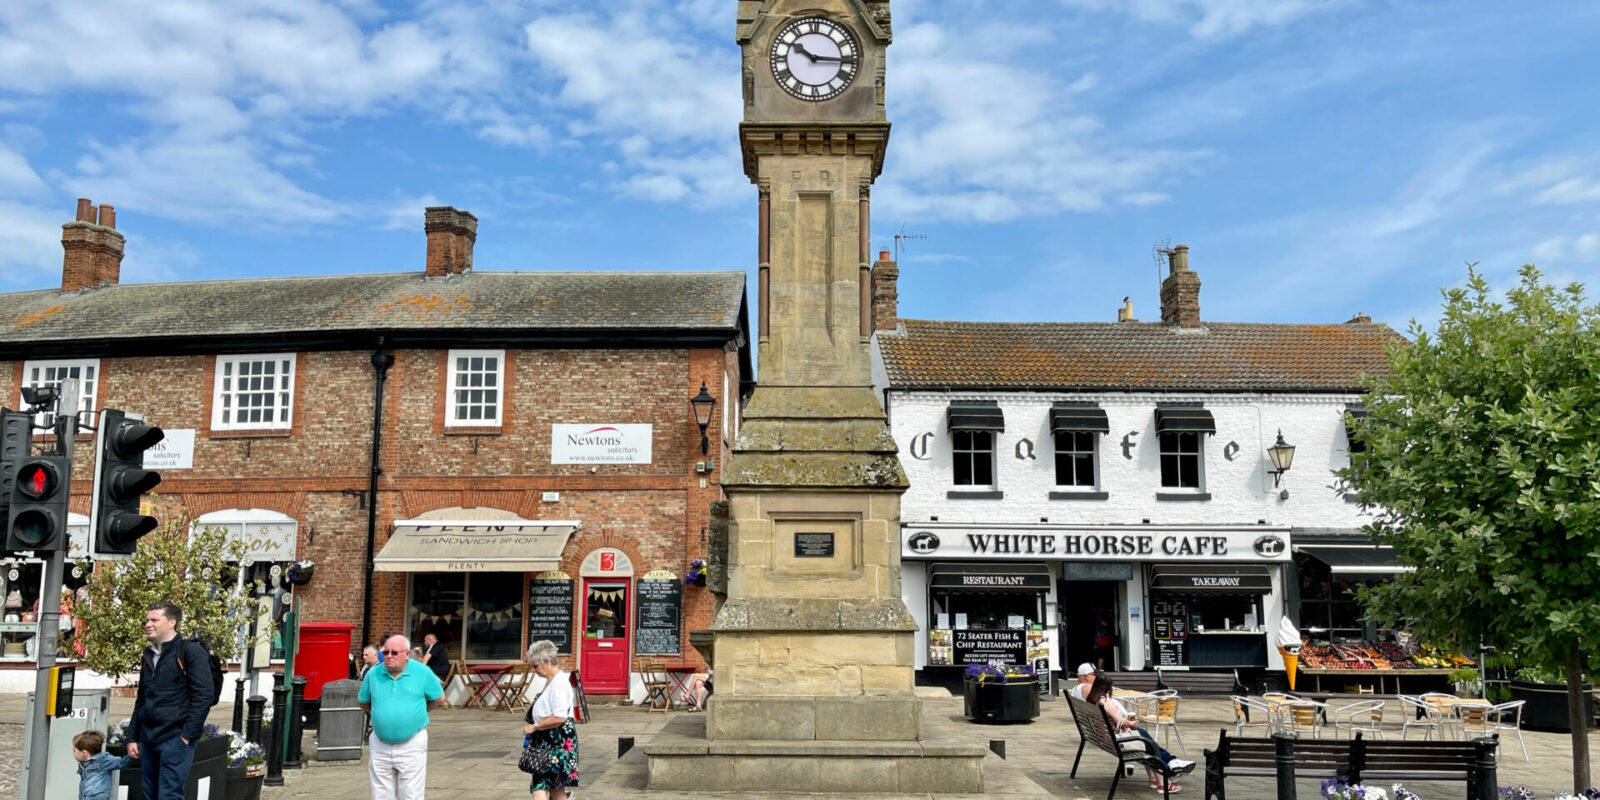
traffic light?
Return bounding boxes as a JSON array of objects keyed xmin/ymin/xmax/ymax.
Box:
[
  {"xmin": 7, "ymin": 454, "xmax": 71, "ymax": 551},
  {"xmin": 0, "ymin": 410, "xmax": 29, "ymax": 537},
  {"xmin": 90, "ymin": 409, "xmax": 164, "ymax": 557}
]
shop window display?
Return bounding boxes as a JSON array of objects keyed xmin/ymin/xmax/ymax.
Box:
[{"xmin": 927, "ymin": 589, "xmax": 1044, "ymax": 667}]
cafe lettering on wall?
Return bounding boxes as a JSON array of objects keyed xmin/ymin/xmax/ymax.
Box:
[{"xmin": 967, "ymin": 533, "xmax": 1231, "ymax": 557}]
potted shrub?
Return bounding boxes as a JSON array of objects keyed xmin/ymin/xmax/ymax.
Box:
[
  {"xmin": 224, "ymin": 729, "xmax": 267, "ymax": 800},
  {"xmin": 1447, "ymin": 667, "xmax": 1482, "ymax": 698},
  {"xmin": 962, "ymin": 663, "xmax": 1040, "ymax": 724},
  {"xmin": 111, "ymin": 722, "xmax": 232, "ymax": 800},
  {"xmin": 1509, "ymin": 665, "xmax": 1595, "ymax": 732}
]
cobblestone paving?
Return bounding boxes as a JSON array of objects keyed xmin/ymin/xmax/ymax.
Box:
[{"xmin": 1, "ymin": 723, "xmax": 23, "ymax": 799}]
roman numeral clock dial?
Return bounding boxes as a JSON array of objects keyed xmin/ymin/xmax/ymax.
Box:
[{"xmin": 769, "ymin": 16, "xmax": 860, "ymax": 101}]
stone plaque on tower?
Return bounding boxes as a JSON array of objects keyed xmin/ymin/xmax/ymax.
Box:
[{"xmin": 644, "ymin": 1, "xmax": 984, "ymax": 792}]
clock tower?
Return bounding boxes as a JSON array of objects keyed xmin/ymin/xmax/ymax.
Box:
[{"xmin": 642, "ymin": 1, "xmax": 984, "ymax": 794}]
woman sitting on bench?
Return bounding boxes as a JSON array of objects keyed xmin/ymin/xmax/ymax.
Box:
[{"xmin": 1085, "ymin": 673, "xmax": 1194, "ymax": 793}]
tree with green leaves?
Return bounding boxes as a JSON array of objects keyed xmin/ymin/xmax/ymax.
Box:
[
  {"xmin": 1339, "ymin": 265, "xmax": 1600, "ymax": 790},
  {"xmin": 74, "ymin": 507, "xmax": 259, "ymax": 680}
]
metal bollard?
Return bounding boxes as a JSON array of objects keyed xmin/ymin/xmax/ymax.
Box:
[
  {"xmin": 618, "ymin": 736, "xmax": 634, "ymax": 757},
  {"xmin": 246, "ymin": 695, "xmax": 267, "ymax": 748},
  {"xmin": 1471, "ymin": 737, "xmax": 1498, "ymax": 800},
  {"xmin": 1272, "ymin": 732, "xmax": 1297, "ymax": 800},
  {"xmin": 266, "ymin": 674, "xmax": 289, "ymax": 786},
  {"xmin": 286, "ymin": 676, "xmax": 307, "ymax": 768},
  {"xmin": 988, "ymin": 739, "xmax": 1006, "ymax": 759},
  {"xmin": 232, "ymin": 676, "xmax": 247, "ymax": 732}
]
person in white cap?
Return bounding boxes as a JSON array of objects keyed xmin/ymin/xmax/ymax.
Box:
[{"xmin": 1068, "ymin": 663, "xmax": 1097, "ymax": 700}]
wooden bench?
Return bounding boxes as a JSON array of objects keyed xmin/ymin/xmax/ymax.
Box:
[
  {"xmin": 1066, "ymin": 696, "xmax": 1192, "ymax": 800},
  {"xmin": 1157, "ymin": 668, "xmax": 1246, "ymax": 696},
  {"xmin": 1101, "ymin": 671, "xmax": 1162, "ymax": 693},
  {"xmin": 1202, "ymin": 730, "xmax": 1499, "ymax": 800}
]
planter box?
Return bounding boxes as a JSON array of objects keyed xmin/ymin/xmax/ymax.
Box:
[
  {"xmin": 225, "ymin": 764, "xmax": 266, "ymax": 800},
  {"xmin": 1509, "ymin": 680, "xmax": 1595, "ymax": 732},
  {"xmin": 963, "ymin": 679, "xmax": 1040, "ymax": 724},
  {"xmin": 116, "ymin": 735, "xmax": 231, "ymax": 800}
]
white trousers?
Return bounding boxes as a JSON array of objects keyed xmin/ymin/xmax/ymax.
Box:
[{"xmin": 369, "ymin": 729, "xmax": 428, "ymax": 800}]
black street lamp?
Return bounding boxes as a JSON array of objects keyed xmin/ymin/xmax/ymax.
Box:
[
  {"xmin": 1267, "ymin": 429, "xmax": 1296, "ymax": 487},
  {"xmin": 690, "ymin": 381, "xmax": 717, "ymax": 454}
]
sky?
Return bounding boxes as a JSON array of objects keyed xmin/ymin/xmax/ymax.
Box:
[{"xmin": 2, "ymin": 0, "xmax": 1599, "ymax": 334}]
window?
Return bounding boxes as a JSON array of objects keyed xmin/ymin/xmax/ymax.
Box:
[
  {"xmin": 446, "ymin": 350, "xmax": 504, "ymax": 426},
  {"xmin": 212, "ymin": 354, "xmax": 296, "ymax": 430},
  {"xmin": 1054, "ymin": 431, "xmax": 1097, "ymax": 487},
  {"xmin": 1159, "ymin": 431, "xmax": 1203, "ymax": 488},
  {"xmin": 409, "ymin": 572, "xmax": 526, "ymax": 661},
  {"xmin": 21, "ymin": 359, "xmax": 98, "ymax": 428},
  {"xmin": 952, "ymin": 430, "xmax": 994, "ymax": 486}
]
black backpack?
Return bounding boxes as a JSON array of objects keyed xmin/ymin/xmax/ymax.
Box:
[{"xmin": 176, "ymin": 636, "xmax": 226, "ymax": 707}]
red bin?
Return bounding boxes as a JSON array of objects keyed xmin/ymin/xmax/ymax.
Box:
[{"xmin": 295, "ymin": 621, "xmax": 356, "ymax": 701}]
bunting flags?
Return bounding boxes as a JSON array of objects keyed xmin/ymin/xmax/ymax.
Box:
[{"xmin": 587, "ymin": 587, "xmax": 625, "ymax": 603}]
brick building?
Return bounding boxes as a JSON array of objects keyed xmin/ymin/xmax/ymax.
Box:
[{"xmin": 0, "ymin": 200, "xmax": 750, "ymax": 696}]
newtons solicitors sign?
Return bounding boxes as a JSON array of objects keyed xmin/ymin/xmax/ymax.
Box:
[{"xmin": 551, "ymin": 424, "xmax": 653, "ymax": 464}]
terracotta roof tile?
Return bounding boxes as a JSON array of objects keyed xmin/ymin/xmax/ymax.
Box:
[{"xmin": 878, "ymin": 319, "xmax": 1400, "ymax": 392}]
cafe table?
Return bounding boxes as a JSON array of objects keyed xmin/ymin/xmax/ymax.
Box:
[
  {"xmin": 664, "ymin": 665, "xmax": 698, "ymax": 704},
  {"xmin": 465, "ymin": 663, "xmax": 517, "ymax": 709}
]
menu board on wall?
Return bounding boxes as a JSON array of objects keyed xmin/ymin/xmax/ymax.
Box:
[
  {"xmin": 527, "ymin": 578, "xmax": 575, "ymax": 654},
  {"xmin": 952, "ymin": 630, "xmax": 1027, "ymax": 665},
  {"xmin": 1152, "ymin": 597, "xmax": 1190, "ymax": 669},
  {"xmin": 1155, "ymin": 638, "xmax": 1187, "ymax": 668},
  {"xmin": 635, "ymin": 577, "xmax": 682, "ymax": 656}
]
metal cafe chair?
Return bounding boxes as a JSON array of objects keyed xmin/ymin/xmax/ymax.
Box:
[
  {"xmin": 1280, "ymin": 701, "xmax": 1324, "ymax": 739},
  {"xmin": 1398, "ymin": 694, "xmax": 1445, "ymax": 740},
  {"xmin": 1469, "ymin": 700, "xmax": 1528, "ymax": 761},
  {"xmin": 1134, "ymin": 690, "xmax": 1186, "ymax": 754},
  {"xmin": 1331, "ymin": 698, "xmax": 1386, "ymax": 740},
  {"xmin": 1230, "ymin": 695, "xmax": 1275, "ymax": 737}
]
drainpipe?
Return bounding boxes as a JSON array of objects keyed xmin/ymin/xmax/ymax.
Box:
[{"xmin": 362, "ymin": 341, "xmax": 395, "ymax": 650}]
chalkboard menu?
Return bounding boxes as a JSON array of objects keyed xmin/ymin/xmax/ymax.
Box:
[
  {"xmin": 1155, "ymin": 638, "xmax": 1187, "ymax": 668},
  {"xmin": 635, "ymin": 577, "xmax": 681, "ymax": 655},
  {"xmin": 527, "ymin": 578, "xmax": 575, "ymax": 654},
  {"xmin": 1152, "ymin": 597, "xmax": 1189, "ymax": 668}
]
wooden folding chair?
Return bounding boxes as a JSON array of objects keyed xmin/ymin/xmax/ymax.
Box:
[
  {"xmin": 439, "ymin": 659, "xmax": 470, "ymax": 709},
  {"xmin": 640, "ymin": 658, "xmax": 673, "ymax": 713},
  {"xmin": 497, "ymin": 663, "xmax": 533, "ymax": 713}
]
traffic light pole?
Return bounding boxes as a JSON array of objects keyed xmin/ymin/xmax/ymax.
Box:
[{"xmin": 24, "ymin": 379, "xmax": 77, "ymax": 800}]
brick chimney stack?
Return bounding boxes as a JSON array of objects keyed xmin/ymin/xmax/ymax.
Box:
[
  {"xmin": 1345, "ymin": 312, "xmax": 1372, "ymax": 324},
  {"xmin": 424, "ymin": 206, "xmax": 477, "ymax": 277},
  {"xmin": 871, "ymin": 249, "xmax": 899, "ymax": 331},
  {"xmin": 60, "ymin": 198, "xmax": 126, "ymax": 292},
  {"xmin": 1159, "ymin": 244, "xmax": 1200, "ymax": 327}
]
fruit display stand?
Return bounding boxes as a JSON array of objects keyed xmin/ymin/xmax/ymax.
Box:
[{"xmin": 1297, "ymin": 642, "xmax": 1471, "ymax": 694}]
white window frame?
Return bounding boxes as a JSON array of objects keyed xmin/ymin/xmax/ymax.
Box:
[
  {"xmin": 21, "ymin": 359, "xmax": 99, "ymax": 429},
  {"xmin": 1158, "ymin": 431, "xmax": 1206, "ymax": 491},
  {"xmin": 1053, "ymin": 430, "xmax": 1100, "ymax": 489},
  {"xmin": 211, "ymin": 353, "xmax": 297, "ymax": 431},
  {"xmin": 445, "ymin": 349, "xmax": 505, "ymax": 427}
]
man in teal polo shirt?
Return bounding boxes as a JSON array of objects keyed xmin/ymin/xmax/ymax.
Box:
[{"xmin": 358, "ymin": 634, "xmax": 443, "ymax": 800}]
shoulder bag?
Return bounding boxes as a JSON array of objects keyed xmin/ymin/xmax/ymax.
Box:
[{"xmin": 516, "ymin": 678, "xmax": 559, "ymax": 775}]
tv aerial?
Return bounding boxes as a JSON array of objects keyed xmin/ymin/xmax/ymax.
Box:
[{"xmin": 893, "ymin": 225, "xmax": 927, "ymax": 262}]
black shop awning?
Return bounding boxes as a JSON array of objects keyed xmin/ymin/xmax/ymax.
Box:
[
  {"xmin": 1154, "ymin": 405, "xmax": 1216, "ymax": 435},
  {"xmin": 1050, "ymin": 403, "xmax": 1109, "ymax": 434},
  {"xmin": 929, "ymin": 562, "xmax": 1050, "ymax": 592},
  {"xmin": 1299, "ymin": 546, "xmax": 1411, "ymax": 578},
  {"xmin": 948, "ymin": 402, "xmax": 1005, "ymax": 432},
  {"xmin": 1148, "ymin": 564, "xmax": 1271, "ymax": 594}
]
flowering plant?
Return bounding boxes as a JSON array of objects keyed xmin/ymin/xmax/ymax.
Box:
[
  {"xmin": 224, "ymin": 729, "xmax": 266, "ymax": 767},
  {"xmin": 106, "ymin": 719, "xmax": 131, "ymax": 747},
  {"xmin": 1321, "ymin": 779, "xmax": 1419, "ymax": 800},
  {"xmin": 684, "ymin": 559, "xmax": 709, "ymax": 586},
  {"xmin": 1502, "ymin": 788, "xmax": 1600, "ymax": 800},
  {"xmin": 286, "ymin": 560, "xmax": 316, "ymax": 586},
  {"xmin": 963, "ymin": 663, "xmax": 1036, "ymax": 683}
]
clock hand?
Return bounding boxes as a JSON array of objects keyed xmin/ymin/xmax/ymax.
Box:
[
  {"xmin": 791, "ymin": 42, "xmax": 820, "ymax": 62},
  {"xmin": 809, "ymin": 54, "xmax": 857, "ymax": 64}
]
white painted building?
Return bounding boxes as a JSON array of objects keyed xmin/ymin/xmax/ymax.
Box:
[{"xmin": 869, "ymin": 246, "xmax": 1401, "ymax": 688}]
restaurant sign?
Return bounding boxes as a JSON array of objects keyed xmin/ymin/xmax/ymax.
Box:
[
  {"xmin": 903, "ymin": 526, "xmax": 1292, "ymax": 562},
  {"xmin": 551, "ymin": 424, "xmax": 653, "ymax": 464}
]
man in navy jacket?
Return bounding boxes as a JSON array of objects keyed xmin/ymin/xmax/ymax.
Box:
[{"xmin": 127, "ymin": 601, "xmax": 213, "ymax": 800}]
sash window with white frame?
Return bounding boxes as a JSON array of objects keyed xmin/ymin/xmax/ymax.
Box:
[
  {"xmin": 1159, "ymin": 431, "xmax": 1204, "ymax": 489},
  {"xmin": 21, "ymin": 359, "xmax": 99, "ymax": 428},
  {"xmin": 446, "ymin": 349, "xmax": 504, "ymax": 427},
  {"xmin": 212, "ymin": 354, "xmax": 296, "ymax": 431}
]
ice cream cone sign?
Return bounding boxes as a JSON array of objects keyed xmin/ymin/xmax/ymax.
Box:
[{"xmin": 1276, "ymin": 618, "xmax": 1303, "ymax": 690}]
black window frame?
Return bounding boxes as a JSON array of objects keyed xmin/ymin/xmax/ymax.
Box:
[
  {"xmin": 951, "ymin": 429, "xmax": 995, "ymax": 486},
  {"xmin": 1159, "ymin": 431, "xmax": 1204, "ymax": 489},
  {"xmin": 1053, "ymin": 430, "xmax": 1097, "ymax": 488}
]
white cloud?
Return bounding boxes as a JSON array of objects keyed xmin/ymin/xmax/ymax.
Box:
[
  {"xmin": 1495, "ymin": 160, "xmax": 1600, "ymax": 205},
  {"xmin": 0, "ymin": 141, "xmax": 44, "ymax": 194},
  {"xmin": 1059, "ymin": 0, "xmax": 1348, "ymax": 39},
  {"xmin": 0, "ymin": 200, "xmax": 67, "ymax": 286},
  {"xmin": 1363, "ymin": 141, "xmax": 1494, "ymax": 237},
  {"xmin": 382, "ymin": 193, "xmax": 443, "ymax": 231},
  {"xmin": 1530, "ymin": 233, "xmax": 1600, "ymax": 264}
]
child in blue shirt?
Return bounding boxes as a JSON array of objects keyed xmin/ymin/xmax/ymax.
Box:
[{"xmin": 73, "ymin": 730, "xmax": 131, "ymax": 800}]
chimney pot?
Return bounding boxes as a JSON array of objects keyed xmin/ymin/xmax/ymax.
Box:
[
  {"xmin": 61, "ymin": 199, "xmax": 125, "ymax": 292},
  {"xmin": 76, "ymin": 198, "xmax": 95, "ymax": 223},
  {"xmin": 879, "ymin": 249, "xmax": 890, "ymax": 261},
  {"xmin": 98, "ymin": 204, "xmax": 115, "ymax": 229},
  {"xmin": 1159, "ymin": 244, "xmax": 1201, "ymax": 327},
  {"xmin": 1117, "ymin": 298, "xmax": 1135, "ymax": 322}
]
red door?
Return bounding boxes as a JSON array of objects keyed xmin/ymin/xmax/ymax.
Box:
[{"xmin": 580, "ymin": 577, "xmax": 631, "ymax": 693}]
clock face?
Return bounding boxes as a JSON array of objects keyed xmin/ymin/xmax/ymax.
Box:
[{"xmin": 769, "ymin": 16, "xmax": 860, "ymax": 101}]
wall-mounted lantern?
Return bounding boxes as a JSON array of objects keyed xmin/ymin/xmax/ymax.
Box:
[{"xmin": 690, "ymin": 381, "xmax": 717, "ymax": 454}]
